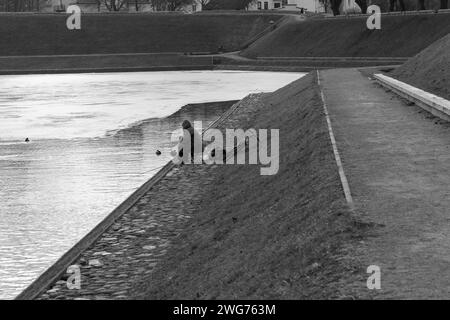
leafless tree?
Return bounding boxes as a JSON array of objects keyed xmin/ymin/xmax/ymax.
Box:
[
  {"xmin": 319, "ymin": 0, "xmax": 329, "ymax": 13},
  {"xmin": 417, "ymin": 0, "xmax": 426, "ymax": 10},
  {"xmin": 166, "ymin": 0, "xmax": 194, "ymax": 11},
  {"xmin": 355, "ymin": 0, "xmax": 367, "ymax": 12},
  {"xmin": 150, "ymin": 0, "xmax": 167, "ymax": 10},
  {"xmin": 104, "ymin": 0, "xmax": 128, "ymax": 11},
  {"xmin": 389, "ymin": 0, "xmax": 405, "ymax": 11},
  {"xmin": 0, "ymin": 0, "xmax": 40, "ymax": 11},
  {"xmin": 330, "ymin": 0, "xmax": 341, "ymax": 15}
]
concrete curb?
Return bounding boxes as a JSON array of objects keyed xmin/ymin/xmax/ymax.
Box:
[
  {"xmin": 0, "ymin": 65, "xmax": 214, "ymax": 76},
  {"xmin": 258, "ymin": 57, "xmax": 409, "ymax": 61},
  {"xmin": 374, "ymin": 73, "xmax": 450, "ymax": 122},
  {"xmin": 15, "ymin": 98, "xmax": 245, "ymax": 300},
  {"xmin": 214, "ymin": 65, "xmax": 318, "ymax": 72},
  {"xmin": 323, "ymin": 9, "xmax": 450, "ymax": 20}
]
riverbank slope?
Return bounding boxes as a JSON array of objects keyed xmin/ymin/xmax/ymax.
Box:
[
  {"xmin": 131, "ymin": 73, "xmax": 371, "ymax": 299},
  {"xmin": 0, "ymin": 13, "xmax": 280, "ymax": 56},
  {"xmin": 30, "ymin": 73, "xmax": 373, "ymax": 300},
  {"xmin": 242, "ymin": 14, "xmax": 450, "ymax": 58},
  {"xmin": 2, "ymin": 13, "xmax": 450, "ymax": 74},
  {"xmin": 392, "ymin": 33, "xmax": 450, "ymax": 100}
]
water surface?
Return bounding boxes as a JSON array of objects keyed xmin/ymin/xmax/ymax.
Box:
[{"xmin": 0, "ymin": 70, "xmax": 304, "ymax": 299}]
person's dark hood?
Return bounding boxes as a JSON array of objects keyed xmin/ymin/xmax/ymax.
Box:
[{"xmin": 182, "ymin": 120, "xmax": 192, "ymax": 129}]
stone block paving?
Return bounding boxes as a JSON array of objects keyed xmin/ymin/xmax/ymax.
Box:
[{"xmin": 38, "ymin": 93, "xmax": 266, "ymax": 300}]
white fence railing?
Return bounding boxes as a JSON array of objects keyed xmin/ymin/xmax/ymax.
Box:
[{"xmin": 374, "ymin": 73, "xmax": 450, "ymax": 121}]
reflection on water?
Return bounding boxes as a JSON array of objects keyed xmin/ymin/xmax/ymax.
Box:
[{"xmin": 0, "ymin": 70, "xmax": 303, "ymax": 299}]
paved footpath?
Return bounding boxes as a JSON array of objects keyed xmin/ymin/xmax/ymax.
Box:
[{"xmin": 320, "ymin": 69, "xmax": 450, "ymax": 298}]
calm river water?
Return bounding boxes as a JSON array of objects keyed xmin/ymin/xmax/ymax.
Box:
[{"xmin": 0, "ymin": 70, "xmax": 303, "ymax": 299}]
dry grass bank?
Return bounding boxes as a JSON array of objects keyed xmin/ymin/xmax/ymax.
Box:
[
  {"xmin": 392, "ymin": 33, "xmax": 450, "ymax": 100},
  {"xmin": 131, "ymin": 73, "xmax": 372, "ymax": 300},
  {"xmin": 0, "ymin": 13, "xmax": 280, "ymax": 56},
  {"xmin": 242, "ymin": 14, "xmax": 450, "ymax": 58}
]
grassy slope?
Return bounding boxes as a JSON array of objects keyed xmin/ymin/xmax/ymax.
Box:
[
  {"xmin": 392, "ymin": 33, "xmax": 450, "ymax": 100},
  {"xmin": 131, "ymin": 73, "xmax": 371, "ymax": 300},
  {"xmin": 0, "ymin": 14, "xmax": 280, "ymax": 56},
  {"xmin": 0, "ymin": 54, "xmax": 213, "ymax": 71},
  {"xmin": 242, "ymin": 15, "xmax": 450, "ymax": 58}
]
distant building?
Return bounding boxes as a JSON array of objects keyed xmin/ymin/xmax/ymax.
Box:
[
  {"xmin": 250, "ymin": 0, "xmax": 283, "ymax": 10},
  {"xmin": 249, "ymin": 0, "xmax": 362, "ymax": 14}
]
